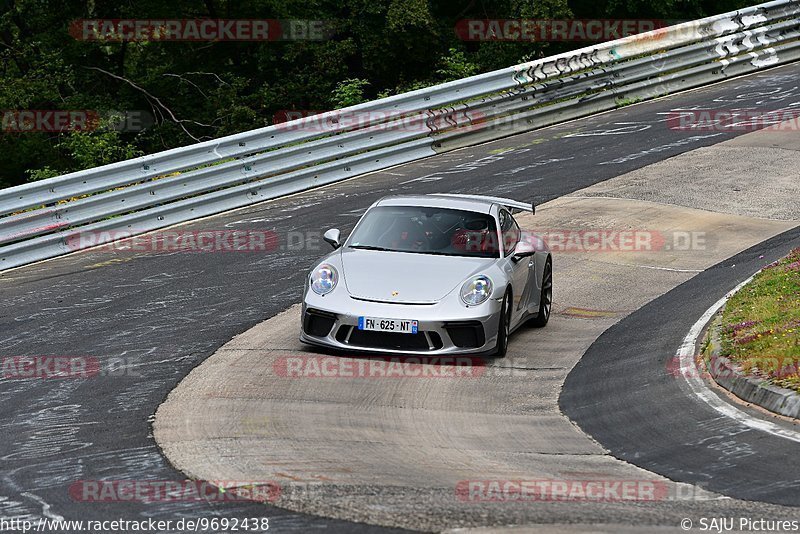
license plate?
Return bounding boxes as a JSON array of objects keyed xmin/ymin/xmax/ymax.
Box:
[{"xmin": 358, "ymin": 316, "xmax": 418, "ymax": 334}]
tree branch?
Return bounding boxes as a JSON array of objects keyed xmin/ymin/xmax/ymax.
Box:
[{"xmin": 84, "ymin": 66, "xmax": 214, "ymax": 141}]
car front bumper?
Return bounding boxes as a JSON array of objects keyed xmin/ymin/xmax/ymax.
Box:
[{"xmin": 300, "ymin": 291, "xmax": 502, "ymax": 356}]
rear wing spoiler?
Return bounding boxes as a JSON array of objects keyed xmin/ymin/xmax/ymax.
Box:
[{"xmin": 431, "ymin": 194, "xmax": 535, "ymax": 215}]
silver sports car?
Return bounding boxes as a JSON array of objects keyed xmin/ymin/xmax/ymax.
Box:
[{"xmin": 300, "ymin": 194, "xmax": 552, "ymax": 357}]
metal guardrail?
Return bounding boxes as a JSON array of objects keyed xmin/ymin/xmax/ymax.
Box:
[{"xmin": 1, "ymin": 0, "xmax": 799, "ymax": 271}]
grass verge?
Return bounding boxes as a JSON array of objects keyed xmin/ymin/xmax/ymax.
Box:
[{"xmin": 718, "ymin": 247, "xmax": 800, "ymax": 392}]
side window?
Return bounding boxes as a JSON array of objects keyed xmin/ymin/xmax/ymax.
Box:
[{"xmin": 499, "ymin": 209, "xmax": 520, "ymax": 256}]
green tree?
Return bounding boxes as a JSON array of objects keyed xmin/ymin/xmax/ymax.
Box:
[
  {"xmin": 0, "ymin": 0, "xmax": 768, "ymax": 190},
  {"xmin": 331, "ymin": 78, "xmax": 370, "ymax": 108}
]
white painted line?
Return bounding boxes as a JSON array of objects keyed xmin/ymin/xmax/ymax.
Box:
[
  {"xmin": 636, "ymin": 265, "xmax": 703, "ymax": 273},
  {"xmin": 22, "ymin": 492, "xmax": 64, "ymax": 521},
  {"xmin": 677, "ymin": 274, "xmax": 800, "ymax": 443}
]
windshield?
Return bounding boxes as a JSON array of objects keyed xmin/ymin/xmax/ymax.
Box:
[{"xmin": 347, "ymin": 205, "xmax": 500, "ymax": 258}]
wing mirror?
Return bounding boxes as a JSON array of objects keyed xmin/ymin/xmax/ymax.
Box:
[
  {"xmin": 323, "ymin": 228, "xmax": 341, "ymax": 249},
  {"xmin": 512, "ymin": 239, "xmax": 537, "ymax": 262},
  {"xmin": 512, "ymin": 232, "xmax": 545, "ymax": 262}
]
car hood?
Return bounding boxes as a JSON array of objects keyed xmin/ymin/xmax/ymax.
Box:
[{"xmin": 341, "ymin": 248, "xmax": 494, "ymax": 303}]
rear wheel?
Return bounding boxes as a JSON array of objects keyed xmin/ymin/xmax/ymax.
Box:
[
  {"xmin": 530, "ymin": 257, "xmax": 552, "ymax": 328},
  {"xmin": 494, "ymin": 290, "xmax": 512, "ymax": 358}
]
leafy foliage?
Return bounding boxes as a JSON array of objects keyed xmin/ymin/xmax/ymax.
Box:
[
  {"xmin": 717, "ymin": 248, "xmax": 800, "ymax": 392},
  {"xmin": 0, "ymin": 0, "xmax": 765, "ymax": 189},
  {"xmin": 331, "ymin": 78, "xmax": 370, "ymax": 108}
]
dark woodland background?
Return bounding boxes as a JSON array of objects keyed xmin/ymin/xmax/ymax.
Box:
[{"xmin": 0, "ymin": 0, "xmax": 762, "ymax": 188}]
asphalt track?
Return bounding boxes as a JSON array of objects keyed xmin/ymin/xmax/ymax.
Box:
[
  {"xmin": 1, "ymin": 62, "xmax": 800, "ymax": 532},
  {"xmin": 153, "ymin": 113, "xmax": 800, "ymax": 530},
  {"xmin": 560, "ymin": 226, "xmax": 800, "ymax": 507}
]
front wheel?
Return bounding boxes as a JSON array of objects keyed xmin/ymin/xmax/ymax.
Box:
[{"xmin": 529, "ymin": 257, "xmax": 552, "ymax": 328}]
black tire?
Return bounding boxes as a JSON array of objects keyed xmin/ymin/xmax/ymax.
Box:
[
  {"xmin": 530, "ymin": 257, "xmax": 552, "ymax": 328},
  {"xmin": 494, "ymin": 289, "xmax": 512, "ymax": 358}
]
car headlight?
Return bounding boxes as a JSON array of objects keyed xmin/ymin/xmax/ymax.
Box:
[
  {"xmin": 460, "ymin": 275, "xmax": 493, "ymax": 306},
  {"xmin": 310, "ymin": 263, "xmax": 338, "ymax": 295}
]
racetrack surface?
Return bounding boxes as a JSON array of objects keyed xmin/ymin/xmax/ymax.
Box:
[
  {"xmin": 2, "ymin": 62, "xmax": 800, "ymax": 532},
  {"xmin": 154, "ymin": 122, "xmax": 800, "ymax": 530},
  {"xmin": 560, "ymin": 227, "xmax": 800, "ymax": 507}
]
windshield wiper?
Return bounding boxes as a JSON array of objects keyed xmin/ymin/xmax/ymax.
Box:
[
  {"xmin": 350, "ymin": 245, "xmax": 495, "ymax": 257},
  {"xmin": 349, "ymin": 245, "xmax": 395, "ymax": 252},
  {"xmin": 412, "ymin": 250, "xmax": 497, "ymax": 258}
]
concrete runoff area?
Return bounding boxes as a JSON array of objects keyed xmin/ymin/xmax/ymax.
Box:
[{"xmin": 154, "ymin": 123, "xmax": 800, "ymax": 530}]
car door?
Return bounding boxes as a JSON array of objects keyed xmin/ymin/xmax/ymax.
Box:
[{"xmin": 499, "ymin": 209, "xmax": 533, "ymax": 325}]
